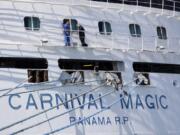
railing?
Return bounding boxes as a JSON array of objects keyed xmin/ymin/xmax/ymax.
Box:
[
  {"xmin": 0, "ymin": 0, "xmax": 180, "ymax": 14},
  {"xmin": 0, "ymin": 26, "xmax": 180, "ymax": 53},
  {"xmin": 93, "ymin": 32, "xmax": 180, "ymax": 53},
  {"xmin": 89, "ymin": 0, "xmax": 180, "ymax": 13},
  {"xmin": 0, "ymin": 0, "xmax": 180, "ymax": 53}
]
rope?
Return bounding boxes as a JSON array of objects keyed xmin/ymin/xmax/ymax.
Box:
[
  {"xmin": 46, "ymin": 91, "xmax": 124, "ymax": 135},
  {"xmin": 0, "ymin": 82, "xmax": 107, "ymax": 132},
  {"xmin": 0, "ymin": 77, "xmax": 32, "ymax": 98},
  {"xmin": 9, "ymin": 78, "xmax": 137, "ymax": 134},
  {"xmin": 45, "ymin": 78, "xmax": 138, "ymax": 135},
  {"xmin": 0, "ymin": 79, "xmax": 105, "ymax": 98},
  {"xmin": 11, "ymin": 88, "xmax": 115, "ymax": 135},
  {"xmin": 2, "ymin": 77, "xmax": 138, "ymax": 134},
  {"xmin": 0, "ymin": 79, "xmax": 104, "ymax": 93},
  {"xmin": 37, "ymin": 91, "xmax": 54, "ymax": 135},
  {"xmin": 0, "ymin": 79, "xmax": 56, "ymax": 92}
]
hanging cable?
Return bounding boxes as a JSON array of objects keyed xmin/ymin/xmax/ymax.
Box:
[
  {"xmin": 0, "ymin": 81, "xmax": 107, "ymax": 132},
  {"xmin": 0, "ymin": 78, "xmax": 57, "ymax": 93},
  {"xmin": 45, "ymin": 78, "xmax": 138, "ymax": 135},
  {"xmin": 37, "ymin": 90, "xmax": 54, "ymax": 134},
  {"xmin": 0, "ymin": 76, "xmax": 32, "ymax": 98},
  {"xmin": 0, "ymin": 78, "xmax": 104, "ymax": 93},
  {"xmin": 46, "ymin": 91, "xmax": 124, "ymax": 135},
  {"xmin": 10, "ymin": 87, "xmax": 115, "ymax": 135},
  {"xmin": 0, "ymin": 79, "xmax": 105, "ymax": 98},
  {"xmin": 10, "ymin": 78, "xmax": 137, "ymax": 135}
]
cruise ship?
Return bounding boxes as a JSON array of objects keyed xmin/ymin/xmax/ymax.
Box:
[{"xmin": 0, "ymin": 0, "xmax": 180, "ymax": 134}]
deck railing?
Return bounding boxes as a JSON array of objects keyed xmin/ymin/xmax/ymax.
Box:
[
  {"xmin": 89, "ymin": 0, "xmax": 180, "ymax": 12},
  {"xmin": 0, "ymin": 0, "xmax": 180, "ymax": 13},
  {"xmin": 0, "ymin": 0, "xmax": 180, "ymax": 53},
  {"xmin": 0, "ymin": 25, "xmax": 180, "ymax": 53}
]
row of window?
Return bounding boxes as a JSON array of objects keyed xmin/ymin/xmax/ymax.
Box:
[
  {"xmin": 24, "ymin": 17, "xmax": 167, "ymax": 39},
  {"xmin": 92, "ymin": 0, "xmax": 180, "ymax": 12},
  {"xmin": 0, "ymin": 57, "xmax": 180, "ymax": 85}
]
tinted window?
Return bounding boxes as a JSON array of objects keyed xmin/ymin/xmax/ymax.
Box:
[
  {"xmin": 98, "ymin": 22, "xmax": 105, "ymax": 34},
  {"xmin": 129, "ymin": 24, "xmax": 141, "ymax": 37},
  {"xmin": 0, "ymin": 57, "xmax": 48, "ymax": 69},
  {"xmin": 105, "ymin": 22, "xmax": 112, "ymax": 35},
  {"xmin": 28, "ymin": 70, "xmax": 48, "ymax": 83},
  {"xmin": 58, "ymin": 59, "xmax": 123, "ymax": 71},
  {"xmin": 157, "ymin": 26, "xmax": 167, "ymax": 39},
  {"xmin": 98, "ymin": 21, "xmax": 112, "ymax": 35},
  {"xmin": 133, "ymin": 62, "xmax": 180, "ymax": 74},
  {"xmin": 24, "ymin": 17, "xmax": 40, "ymax": 31}
]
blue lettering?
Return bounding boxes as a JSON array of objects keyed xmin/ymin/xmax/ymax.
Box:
[
  {"xmin": 70, "ymin": 94, "xmax": 74, "ymax": 109},
  {"xmin": 75, "ymin": 93, "xmax": 85, "ymax": 109},
  {"xmin": 115, "ymin": 117, "xmax": 128, "ymax": 125},
  {"xmin": 97, "ymin": 117, "xmax": 105, "ymax": 125},
  {"xmin": 26, "ymin": 94, "xmax": 38, "ymax": 110},
  {"xmin": 88, "ymin": 94, "xmax": 98, "ymax": 109},
  {"xmin": 120, "ymin": 94, "xmax": 133, "ymax": 109},
  {"xmin": 159, "ymin": 95, "xmax": 168, "ymax": 109},
  {"xmin": 99, "ymin": 94, "xmax": 107, "ymax": 109},
  {"xmin": 92, "ymin": 117, "xmax": 97, "ymax": 125},
  {"xmin": 69, "ymin": 117, "xmax": 76, "ymax": 124},
  {"xmin": 8, "ymin": 93, "xmax": 169, "ymax": 111},
  {"xmin": 136, "ymin": 94, "xmax": 144, "ymax": 109},
  {"xmin": 106, "ymin": 117, "xmax": 112, "ymax": 125},
  {"xmin": 55, "ymin": 94, "xmax": 69, "ymax": 109},
  {"xmin": 145, "ymin": 94, "xmax": 155, "ymax": 109},
  {"xmin": 40, "ymin": 94, "xmax": 53, "ymax": 110},
  {"xmin": 78, "ymin": 117, "xmax": 84, "ymax": 125},
  {"xmin": 9, "ymin": 94, "xmax": 21, "ymax": 110},
  {"xmin": 115, "ymin": 117, "xmax": 121, "ymax": 125},
  {"xmin": 155, "ymin": 95, "xmax": 159, "ymax": 109},
  {"xmin": 123, "ymin": 117, "xmax": 128, "ymax": 124}
]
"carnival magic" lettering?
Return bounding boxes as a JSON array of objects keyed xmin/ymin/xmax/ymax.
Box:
[{"xmin": 8, "ymin": 93, "xmax": 168, "ymax": 110}]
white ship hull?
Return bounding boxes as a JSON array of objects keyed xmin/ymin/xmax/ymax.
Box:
[{"xmin": 0, "ymin": 0, "xmax": 180, "ymax": 134}]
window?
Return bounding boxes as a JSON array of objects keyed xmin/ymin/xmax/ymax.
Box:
[
  {"xmin": 63, "ymin": 19, "xmax": 78, "ymax": 31},
  {"xmin": 98, "ymin": 21, "xmax": 112, "ymax": 35},
  {"xmin": 58, "ymin": 59, "xmax": 123, "ymax": 85},
  {"xmin": 0, "ymin": 57, "xmax": 47, "ymax": 69},
  {"xmin": 0, "ymin": 57, "xmax": 48, "ymax": 83},
  {"xmin": 157, "ymin": 26, "xmax": 167, "ymax": 40},
  {"xmin": 58, "ymin": 59, "xmax": 123, "ymax": 71},
  {"xmin": 24, "ymin": 17, "xmax": 40, "ymax": 31},
  {"xmin": 129, "ymin": 24, "xmax": 141, "ymax": 37},
  {"xmin": 28, "ymin": 70, "xmax": 48, "ymax": 83},
  {"xmin": 133, "ymin": 62, "xmax": 180, "ymax": 74}
]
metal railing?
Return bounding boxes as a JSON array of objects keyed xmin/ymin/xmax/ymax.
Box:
[
  {"xmin": 88, "ymin": 0, "xmax": 180, "ymax": 12},
  {"xmin": 0, "ymin": 0, "xmax": 179, "ymax": 13},
  {"xmin": 0, "ymin": 25, "xmax": 180, "ymax": 53},
  {"xmin": 0, "ymin": 0, "xmax": 180, "ymax": 53}
]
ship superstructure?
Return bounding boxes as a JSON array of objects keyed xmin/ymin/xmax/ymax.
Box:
[{"xmin": 0, "ymin": 0, "xmax": 180, "ymax": 135}]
